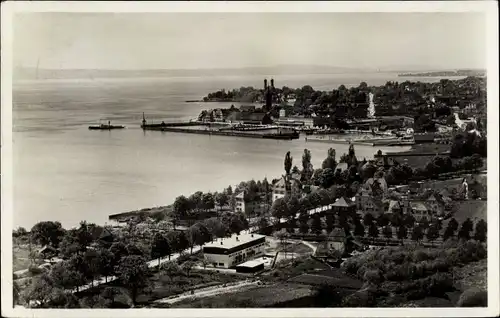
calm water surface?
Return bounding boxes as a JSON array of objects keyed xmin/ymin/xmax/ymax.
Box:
[{"xmin": 14, "ymin": 73, "xmax": 450, "ymax": 228}]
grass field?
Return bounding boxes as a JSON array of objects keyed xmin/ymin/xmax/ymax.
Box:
[
  {"xmin": 171, "ymin": 283, "xmax": 316, "ymax": 308},
  {"xmin": 453, "ymin": 200, "xmax": 487, "ymax": 223},
  {"xmin": 12, "ymin": 243, "xmax": 40, "ymax": 272},
  {"xmin": 76, "ymin": 267, "xmax": 243, "ymax": 307}
]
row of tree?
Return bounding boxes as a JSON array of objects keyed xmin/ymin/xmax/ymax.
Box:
[{"xmin": 18, "ymin": 211, "xmax": 251, "ymax": 308}]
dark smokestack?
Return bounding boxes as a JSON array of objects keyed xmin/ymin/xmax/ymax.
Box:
[
  {"xmin": 271, "ymin": 78, "xmax": 274, "ymax": 89},
  {"xmin": 264, "ymin": 79, "xmax": 268, "ymax": 89}
]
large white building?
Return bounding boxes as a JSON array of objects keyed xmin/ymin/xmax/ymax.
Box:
[{"xmin": 202, "ymin": 233, "xmax": 266, "ymax": 268}]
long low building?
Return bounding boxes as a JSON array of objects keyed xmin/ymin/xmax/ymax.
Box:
[{"xmin": 203, "ymin": 233, "xmax": 266, "ymax": 268}]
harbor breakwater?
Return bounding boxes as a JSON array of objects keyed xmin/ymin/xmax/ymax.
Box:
[{"xmin": 141, "ymin": 121, "xmax": 300, "ymax": 140}]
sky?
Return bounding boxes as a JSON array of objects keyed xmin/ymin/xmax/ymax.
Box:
[{"xmin": 13, "ymin": 12, "xmax": 487, "ymax": 71}]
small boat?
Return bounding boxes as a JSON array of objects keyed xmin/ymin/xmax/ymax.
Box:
[{"xmin": 89, "ymin": 121, "xmax": 125, "ymax": 130}]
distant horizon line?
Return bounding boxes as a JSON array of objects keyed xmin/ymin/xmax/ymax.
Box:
[{"xmin": 15, "ymin": 64, "xmax": 487, "ymax": 73}]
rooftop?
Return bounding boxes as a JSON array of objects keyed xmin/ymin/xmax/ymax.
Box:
[
  {"xmin": 203, "ymin": 232, "xmax": 265, "ymax": 250},
  {"xmin": 332, "ymin": 197, "xmax": 355, "ymax": 207},
  {"xmin": 236, "ymin": 258, "xmax": 267, "ymax": 268}
]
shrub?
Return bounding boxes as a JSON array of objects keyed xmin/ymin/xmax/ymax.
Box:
[
  {"xmin": 28, "ymin": 265, "xmax": 44, "ymax": 275},
  {"xmin": 457, "ymin": 288, "xmax": 487, "ymax": 307},
  {"xmin": 341, "ymin": 290, "xmax": 376, "ymax": 307},
  {"xmin": 364, "ymin": 269, "xmax": 383, "ymax": 285}
]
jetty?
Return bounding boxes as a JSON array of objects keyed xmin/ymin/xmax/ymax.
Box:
[{"xmin": 140, "ymin": 114, "xmax": 300, "ymax": 140}]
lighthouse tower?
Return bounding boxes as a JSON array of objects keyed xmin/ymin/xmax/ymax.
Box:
[{"xmin": 141, "ymin": 112, "xmax": 147, "ymax": 128}]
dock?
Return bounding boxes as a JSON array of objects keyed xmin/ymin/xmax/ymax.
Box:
[{"xmin": 140, "ymin": 116, "xmax": 300, "ymax": 140}]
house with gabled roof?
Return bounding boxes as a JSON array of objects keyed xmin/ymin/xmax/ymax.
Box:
[
  {"xmin": 331, "ymin": 197, "xmax": 356, "ymax": 217},
  {"xmin": 272, "ymin": 175, "xmax": 301, "ymax": 203},
  {"xmin": 355, "ymin": 189, "xmax": 384, "ymax": 218}
]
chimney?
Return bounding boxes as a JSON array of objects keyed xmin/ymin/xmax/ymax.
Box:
[{"xmin": 264, "ymin": 79, "xmax": 268, "ymax": 89}]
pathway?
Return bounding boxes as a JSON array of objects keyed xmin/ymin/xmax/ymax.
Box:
[
  {"xmin": 155, "ymin": 279, "xmax": 261, "ymax": 304},
  {"xmin": 69, "ymin": 245, "xmax": 202, "ymax": 294}
]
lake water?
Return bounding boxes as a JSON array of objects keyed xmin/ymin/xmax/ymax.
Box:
[{"xmin": 13, "ymin": 73, "xmax": 449, "ymax": 229}]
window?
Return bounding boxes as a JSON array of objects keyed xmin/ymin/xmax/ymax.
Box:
[{"xmin": 219, "ymin": 263, "xmax": 224, "ymax": 266}]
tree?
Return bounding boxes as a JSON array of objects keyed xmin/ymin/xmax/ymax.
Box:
[
  {"xmin": 203, "ymin": 218, "xmax": 225, "ymax": 241},
  {"xmin": 420, "ymin": 216, "xmax": 430, "ymax": 229},
  {"xmin": 151, "ymin": 233, "xmax": 171, "ymax": 265},
  {"xmin": 75, "ymin": 221, "xmax": 94, "ymax": 252},
  {"xmin": 311, "ymin": 215, "xmax": 323, "ymax": 235},
  {"xmin": 426, "ymin": 225, "xmax": 440, "ymax": 245},
  {"xmin": 161, "ymin": 261, "xmax": 181, "ymax": 282},
  {"xmin": 49, "ymin": 262, "xmax": 84, "ymax": 291},
  {"xmin": 322, "ymin": 148, "xmax": 337, "ymax": 170},
  {"xmin": 214, "ymin": 192, "xmax": 229, "ymax": 210},
  {"xmin": 389, "ymin": 213, "xmax": 403, "ymax": 228},
  {"xmin": 284, "ymin": 151, "xmax": 293, "ymax": 176},
  {"xmin": 126, "ymin": 243, "xmax": 146, "ymax": 257},
  {"xmin": 325, "ymin": 214, "xmax": 335, "ymax": 233},
  {"xmin": 360, "ymin": 162, "xmax": 377, "ymax": 180},
  {"xmin": 181, "ymin": 260, "xmax": 195, "ymax": 277},
  {"xmin": 21, "ymin": 274, "xmax": 55, "ymax": 307},
  {"xmin": 257, "ymin": 216, "xmax": 270, "ymax": 234},
  {"xmin": 396, "ymin": 225, "xmax": 408, "ymax": 242},
  {"xmin": 187, "ymin": 223, "xmax": 209, "ymax": 254},
  {"xmin": 368, "ymin": 223, "xmax": 379, "ymax": 242},
  {"xmin": 285, "ymin": 196, "xmax": 301, "ymax": 220},
  {"xmin": 301, "ymin": 149, "xmax": 314, "ymax": 182},
  {"xmin": 114, "ymin": 255, "xmax": 150, "ymax": 306},
  {"xmin": 403, "ymin": 214, "xmax": 416, "ymax": 228},
  {"xmin": 59, "ymin": 230, "xmax": 83, "ymax": 259},
  {"xmin": 377, "ymin": 214, "xmax": 390, "ymax": 227},
  {"xmin": 229, "ymin": 213, "xmax": 248, "ymax": 235},
  {"xmin": 97, "ymin": 248, "xmax": 115, "ymax": 282},
  {"xmin": 13, "ymin": 227, "xmax": 28, "ymax": 238},
  {"xmin": 382, "ymin": 225, "xmax": 393, "ymax": 239},
  {"xmin": 473, "ymin": 219, "xmax": 487, "ymax": 242},
  {"xmin": 299, "ymin": 220, "xmax": 309, "ymax": 237},
  {"xmin": 172, "ymin": 195, "xmax": 190, "ymax": 229},
  {"xmin": 319, "ymin": 168, "xmax": 336, "ymax": 189},
  {"xmin": 353, "ymin": 221, "xmax": 365, "ymax": 237},
  {"xmin": 363, "ymin": 213, "xmax": 375, "ymax": 227},
  {"xmin": 83, "ymin": 249, "xmax": 102, "ymax": 287},
  {"xmin": 110, "ymin": 242, "xmax": 129, "ymax": 270},
  {"xmin": 30, "ymin": 221, "xmax": 65, "ymax": 247},
  {"xmin": 271, "ymin": 198, "xmax": 289, "ymax": 224},
  {"xmin": 411, "ymin": 225, "xmax": 424, "ymax": 242},
  {"xmin": 202, "ymin": 193, "xmax": 215, "ymax": 211},
  {"xmin": 458, "ymin": 222, "xmax": 472, "ymax": 241}
]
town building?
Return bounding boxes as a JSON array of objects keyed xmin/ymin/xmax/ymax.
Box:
[
  {"xmin": 331, "ymin": 197, "xmax": 356, "ymax": 217},
  {"xmin": 272, "ymin": 175, "xmax": 301, "ymax": 203},
  {"xmin": 226, "ymin": 111, "xmax": 274, "ymax": 125},
  {"xmin": 234, "ymin": 191, "xmax": 269, "ymax": 217},
  {"xmin": 202, "ymin": 233, "xmax": 266, "ymax": 268},
  {"xmin": 355, "ymin": 189, "xmax": 384, "ymax": 217}
]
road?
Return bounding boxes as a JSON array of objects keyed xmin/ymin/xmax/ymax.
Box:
[
  {"xmin": 69, "ymin": 245, "xmax": 203, "ymax": 293},
  {"xmin": 155, "ymin": 279, "xmax": 261, "ymax": 304}
]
